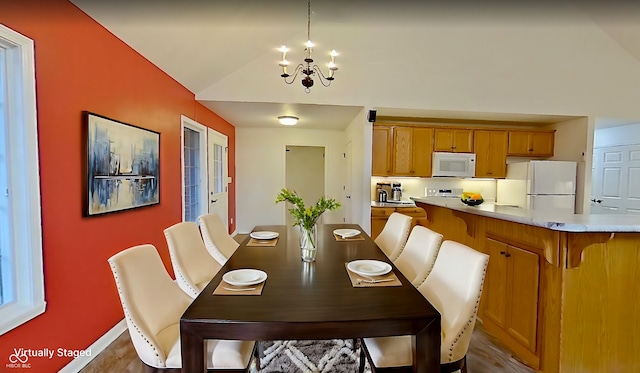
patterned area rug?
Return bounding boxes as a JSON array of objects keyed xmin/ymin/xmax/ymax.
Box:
[{"xmin": 251, "ymin": 339, "xmax": 372, "ymax": 373}]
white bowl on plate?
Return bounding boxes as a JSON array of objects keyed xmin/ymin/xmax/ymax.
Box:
[
  {"xmin": 333, "ymin": 228, "xmax": 361, "ymax": 238},
  {"xmin": 223, "ymin": 269, "xmax": 267, "ymax": 286},
  {"xmin": 347, "ymin": 260, "xmax": 392, "ymax": 277},
  {"xmin": 250, "ymin": 231, "xmax": 279, "ymax": 240}
]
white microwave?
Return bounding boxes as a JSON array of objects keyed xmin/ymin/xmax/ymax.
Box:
[{"xmin": 432, "ymin": 152, "xmax": 476, "ymax": 178}]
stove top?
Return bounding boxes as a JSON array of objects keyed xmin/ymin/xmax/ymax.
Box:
[{"xmin": 425, "ymin": 188, "xmax": 463, "ymax": 198}]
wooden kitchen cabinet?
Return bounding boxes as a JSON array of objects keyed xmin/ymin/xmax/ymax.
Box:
[
  {"xmin": 372, "ymin": 126, "xmax": 392, "ymax": 176},
  {"xmin": 370, "ymin": 206, "xmax": 426, "ymax": 240},
  {"xmin": 474, "ymin": 130, "xmax": 508, "ymax": 178},
  {"xmin": 507, "ymin": 130, "xmax": 555, "ymax": 157},
  {"xmin": 484, "ymin": 238, "xmax": 540, "ymax": 359},
  {"xmin": 433, "ymin": 128, "xmax": 474, "ymax": 153},
  {"xmin": 392, "ymin": 127, "xmax": 434, "ymax": 177}
]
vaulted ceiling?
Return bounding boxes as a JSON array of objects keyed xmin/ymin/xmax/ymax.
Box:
[{"xmin": 71, "ymin": 0, "xmax": 640, "ymax": 129}]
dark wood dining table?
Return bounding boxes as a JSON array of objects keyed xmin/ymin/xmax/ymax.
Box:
[{"xmin": 180, "ymin": 224, "xmax": 441, "ymax": 372}]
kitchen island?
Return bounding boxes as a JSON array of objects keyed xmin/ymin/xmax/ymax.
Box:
[{"xmin": 411, "ymin": 197, "xmax": 640, "ymax": 373}]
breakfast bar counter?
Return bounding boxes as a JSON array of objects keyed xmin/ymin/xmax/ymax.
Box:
[{"xmin": 410, "ymin": 197, "xmax": 640, "ymax": 373}]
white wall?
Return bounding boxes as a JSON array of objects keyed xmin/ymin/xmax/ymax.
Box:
[
  {"xmin": 198, "ymin": 12, "xmax": 640, "ymax": 121},
  {"xmin": 236, "ymin": 127, "xmax": 345, "ymax": 233},
  {"xmin": 594, "ymin": 123, "xmax": 640, "ymax": 148},
  {"xmin": 344, "ymin": 108, "xmax": 371, "ymax": 232},
  {"xmin": 549, "ymin": 117, "xmax": 589, "ymax": 213}
]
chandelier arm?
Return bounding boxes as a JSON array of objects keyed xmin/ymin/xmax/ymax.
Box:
[
  {"xmin": 283, "ymin": 64, "xmax": 304, "ymax": 85},
  {"xmin": 312, "ymin": 65, "xmax": 333, "ymax": 87}
]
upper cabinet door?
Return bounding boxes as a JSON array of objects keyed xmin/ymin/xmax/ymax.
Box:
[
  {"xmin": 474, "ymin": 130, "xmax": 508, "ymax": 178},
  {"xmin": 434, "ymin": 128, "xmax": 473, "ymax": 152},
  {"xmin": 412, "ymin": 127, "xmax": 434, "ymax": 177},
  {"xmin": 392, "ymin": 127, "xmax": 413, "ymax": 175},
  {"xmin": 372, "ymin": 126, "xmax": 392, "ymax": 176},
  {"xmin": 507, "ymin": 131, "xmax": 554, "ymax": 157}
]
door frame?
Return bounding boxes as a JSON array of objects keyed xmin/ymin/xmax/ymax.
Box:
[{"xmin": 180, "ymin": 115, "xmax": 208, "ymax": 222}]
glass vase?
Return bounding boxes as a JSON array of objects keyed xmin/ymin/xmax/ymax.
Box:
[{"xmin": 299, "ymin": 224, "xmax": 318, "ymax": 262}]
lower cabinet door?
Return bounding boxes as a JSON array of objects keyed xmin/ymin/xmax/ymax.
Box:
[
  {"xmin": 506, "ymin": 245, "xmax": 540, "ymax": 353},
  {"xmin": 484, "ymin": 238, "xmax": 509, "ymax": 328}
]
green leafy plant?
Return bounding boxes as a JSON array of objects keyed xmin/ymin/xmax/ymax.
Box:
[{"xmin": 275, "ymin": 188, "xmax": 341, "ymax": 231}]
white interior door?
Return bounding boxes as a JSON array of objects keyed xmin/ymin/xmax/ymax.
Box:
[
  {"xmin": 343, "ymin": 142, "xmax": 352, "ymax": 222},
  {"xmin": 591, "ymin": 144, "xmax": 640, "ymax": 214},
  {"xmin": 207, "ymin": 128, "xmax": 229, "ymax": 229}
]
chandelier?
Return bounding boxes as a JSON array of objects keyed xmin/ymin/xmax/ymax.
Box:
[{"xmin": 278, "ymin": 0, "xmax": 338, "ymax": 93}]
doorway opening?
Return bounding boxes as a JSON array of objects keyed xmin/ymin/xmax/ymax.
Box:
[{"xmin": 285, "ymin": 146, "xmax": 325, "ymax": 225}]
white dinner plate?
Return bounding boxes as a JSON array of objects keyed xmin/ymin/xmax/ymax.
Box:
[
  {"xmin": 347, "ymin": 260, "xmax": 392, "ymax": 277},
  {"xmin": 250, "ymin": 231, "xmax": 279, "ymax": 240},
  {"xmin": 333, "ymin": 228, "xmax": 361, "ymax": 238},
  {"xmin": 223, "ymin": 269, "xmax": 268, "ymax": 286}
]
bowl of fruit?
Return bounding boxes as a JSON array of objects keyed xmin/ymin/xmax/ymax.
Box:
[{"xmin": 461, "ymin": 192, "xmax": 484, "ymax": 206}]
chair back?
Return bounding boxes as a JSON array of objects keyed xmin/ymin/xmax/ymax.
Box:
[
  {"xmin": 108, "ymin": 244, "xmax": 192, "ymax": 368},
  {"xmin": 164, "ymin": 221, "xmax": 222, "ymax": 298},
  {"xmin": 417, "ymin": 240, "xmax": 489, "ymax": 363},
  {"xmin": 198, "ymin": 213, "xmax": 239, "ymax": 265},
  {"xmin": 393, "ymin": 225, "xmax": 443, "ymax": 287},
  {"xmin": 374, "ymin": 212, "xmax": 412, "ymax": 260}
]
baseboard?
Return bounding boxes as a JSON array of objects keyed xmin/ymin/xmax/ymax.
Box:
[{"xmin": 58, "ymin": 319, "xmax": 127, "ymax": 373}]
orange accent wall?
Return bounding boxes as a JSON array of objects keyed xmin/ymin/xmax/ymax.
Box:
[{"xmin": 0, "ymin": 1, "xmax": 235, "ymax": 370}]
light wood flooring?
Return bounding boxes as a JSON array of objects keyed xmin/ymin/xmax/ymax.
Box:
[
  {"xmin": 84, "ymin": 234, "xmax": 535, "ymax": 373},
  {"xmin": 79, "ymin": 322, "xmax": 535, "ymax": 373}
]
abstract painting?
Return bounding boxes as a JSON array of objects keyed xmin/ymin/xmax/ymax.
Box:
[{"xmin": 84, "ymin": 112, "xmax": 160, "ymax": 216}]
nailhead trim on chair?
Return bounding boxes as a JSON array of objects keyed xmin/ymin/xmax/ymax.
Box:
[
  {"xmin": 109, "ymin": 261, "xmax": 164, "ymax": 367},
  {"xmin": 445, "ymin": 260, "xmax": 489, "ymax": 362},
  {"xmin": 389, "ymin": 218, "xmax": 412, "ymax": 261},
  {"xmin": 164, "ymin": 232, "xmax": 199, "ymax": 298},
  {"xmin": 198, "ymin": 218, "xmax": 228, "ymax": 265}
]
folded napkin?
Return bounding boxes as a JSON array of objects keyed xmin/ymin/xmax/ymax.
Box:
[
  {"xmin": 213, "ymin": 280, "xmax": 265, "ymax": 295},
  {"xmin": 333, "ymin": 233, "xmax": 365, "ymax": 241},
  {"xmin": 344, "ymin": 263, "xmax": 402, "ymax": 288},
  {"xmin": 246, "ymin": 237, "xmax": 279, "ymax": 247}
]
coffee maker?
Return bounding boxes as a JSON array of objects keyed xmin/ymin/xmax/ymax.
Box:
[
  {"xmin": 376, "ymin": 182, "xmax": 392, "ymax": 202},
  {"xmin": 391, "ymin": 182, "xmax": 402, "ymax": 201}
]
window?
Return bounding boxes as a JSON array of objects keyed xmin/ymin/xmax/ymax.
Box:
[
  {"xmin": 181, "ymin": 116, "xmax": 207, "ymax": 222},
  {"xmin": 0, "ymin": 25, "xmax": 45, "ymax": 335}
]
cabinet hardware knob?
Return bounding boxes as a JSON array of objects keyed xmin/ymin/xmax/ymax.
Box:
[
  {"xmin": 211, "ymin": 199, "xmax": 218, "ymax": 203},
  {"xmin": 500, "ymin": 251, "xmax": 506, "ymax": 255},
  {"xmin": 505, "ymin": 253, "xmax": 511, "ymax": 258},
  {"xmin": 528, "ymin": 148, "xmax": 534, "ymax": 151}
]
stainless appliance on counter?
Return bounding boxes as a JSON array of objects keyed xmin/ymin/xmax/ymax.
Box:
[
  {"xmin": 391, "ymin": 182, "xmax": 402, "ymax": 201},
  {"xmin": 376, "ymin": 182, "xmax": 391, "ymax": 202}
]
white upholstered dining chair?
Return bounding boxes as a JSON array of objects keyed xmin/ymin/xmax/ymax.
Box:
[
  {"xmin": 374, "ymin": 212, "xmax": 413, "ymax": 261},
  {"xmin": 164, "ymin": 221, "xmax": 222, "ymax": 298},
  {"xmin": 393, "ymin": 225, "xmax": 443, "ymax": 287},
  {"xmin": 359, "ymin": 240, "xmax": 489, "ymax": 373},
  {"xmin": 198, "ymin": 213, "xmax": 239, "ymax": 265},
  {"xmin": 108, "ymin": 244, "xmax": 256, "ymax": 372}
]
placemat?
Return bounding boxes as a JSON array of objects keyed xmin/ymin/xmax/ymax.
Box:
[
  {"xmin": 333, "ymin": 233, "xmax": 365, "ymax": 241},
  {"xmin": 213, "ymin": 280, "xmax": 265, "ymax": 295},
  {"xmin": 344, "ymin": 263, "xmax": 402, "ymax": 288},
  {"xmin": 246, "ymin": 237, "xmax": 279, "ymax": 247}
]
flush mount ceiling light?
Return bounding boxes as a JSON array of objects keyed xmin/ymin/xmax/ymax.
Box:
[
  {"xmin": 278, "ymin": 0, "xmax": 338, "ymax": 93},
  {"xmin": 278, "ymin": 116, "xmax": 299, "ymax": 126}
]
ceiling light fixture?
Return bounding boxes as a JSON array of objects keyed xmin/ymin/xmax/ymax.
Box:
[
  {"xmin": 278, "ymin": 0, "xmax": 338, "ymax": 93},
  {"xmin": 278, "ymin": 116, "xmax": 299, "ymax": 126}
]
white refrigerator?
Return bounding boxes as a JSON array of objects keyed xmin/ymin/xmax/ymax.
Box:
[{"xmin": 496, "ymin": 160, "xmax": 577, "ymax": 213}]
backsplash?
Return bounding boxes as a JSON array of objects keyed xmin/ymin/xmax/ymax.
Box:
[{"xmin": 371, "ymin": 177, "xmax": 497, "ymax": 202}]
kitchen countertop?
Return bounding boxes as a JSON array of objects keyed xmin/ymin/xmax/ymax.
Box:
[
  {"xmin": 371, "ymin": 200, "xmax": 417, "ymax": 208},
  {"xmin": 410, "ymin": 196, "xmax": 640, "ymax": 233}
]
